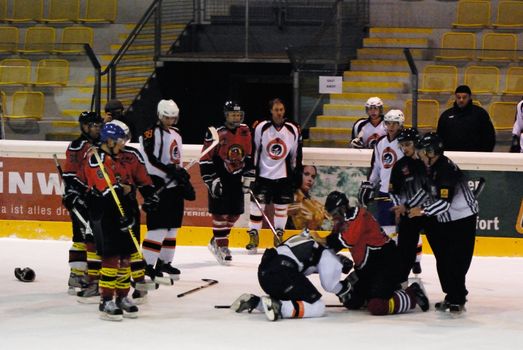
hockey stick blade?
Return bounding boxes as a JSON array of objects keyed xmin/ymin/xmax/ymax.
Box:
[
  {"xmin": 214, "ymin": 304, "xmax": 344, "ymax": 309},
  {"xmin": 177, "ymin": 278, "xmax": 218, "ymax": 298}
]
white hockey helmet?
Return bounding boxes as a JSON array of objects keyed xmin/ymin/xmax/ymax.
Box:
[
  {"xmin": 365, "ymin": 97, "xmax": 384, "ymax": 114},
  {"xmin": 107, "ymin": 119, "xmax": 130, "ymax": 142},
  {"xmin": 384, "ymin": 109, "xmax": 405, "ymax": 125},
  {"xmin": 157, "ymin": 99, "xmax": 179, "ymax": 123}
]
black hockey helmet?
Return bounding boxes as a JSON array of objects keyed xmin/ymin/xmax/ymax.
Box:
[
  {"xmin": 14, "ymin": 267, "xmax": 35, "ymax": 282},
  {"xmin": 397, "ymin": 127, "xmax": 420, "ymax": 143},
  {"xmin": 223, "ymin": 100, "xmax": 244, "ymax": 128},
  {"xmin": 78, "ymin": 111, "xmax": 102, "ymax": 125},
  {"xmin": 325, "ymin": 191, "xmax": 349, "ymax": 214},
  {"xmin": 416, "ymin": 132, "xmax": 444, "ymax": 155}
]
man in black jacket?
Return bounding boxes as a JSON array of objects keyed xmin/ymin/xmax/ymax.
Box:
[{"xmin": 437, "ymin": 85, "xmax": 496, "ymax": 152}]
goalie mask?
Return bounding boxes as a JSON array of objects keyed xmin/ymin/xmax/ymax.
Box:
[
  {"xmin": 157, "ymin": 99, "xmax": 179, "ymax": 125},
  {"xmin": 224, "ymin": 100, "xmax": 244, "ymax": 129}
]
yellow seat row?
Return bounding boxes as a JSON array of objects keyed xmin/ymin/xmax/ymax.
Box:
[
  {"xmin": 420, "ymin": 65, "xmax": 523, "ymax": 95},
  {"xmin": 0, "ymin": 58, "xmax": 69, "ymax": 86},
  {"xmin": 1, "ymin": 90, "xmax": 45, "ymax": 120},
  {"xmin": 436, "ymin": 32, "xmax": 520, "ymax": 61},
  {"xmin": 453, "ymin": 0, "xmax": 523, "ymax": 29},
  {"xmin": 0, "ymin": 0, "xmax": 117, "ymax": 23},
  {"xmin": 0, "ymin": 26, "xmax": 93, "ymax": 54}
]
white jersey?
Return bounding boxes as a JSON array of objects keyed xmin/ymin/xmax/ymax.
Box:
[
  {"xmin": 512, "ymin": 100, "xmax": 523, "ymax": 152},
  {"xmin": 139, "ymin": 124, "xmax": 183, "ymax": 188},
  {"xmin": 368, "ymin": 134, "xmax": 404, "ymax": 193},
  {"xmin": 352, "ymin": 118, "xmax": 387, "ymax": 148},
  {"xmin": 253, "ymin": 120, "xmax": 301, "ymax": 180}
]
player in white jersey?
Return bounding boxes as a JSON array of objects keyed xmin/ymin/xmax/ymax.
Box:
[
  {"xmin": 358, "ymin": 109, "xmax": 404, "ymax": 238},
  {"xmin": 510, "ymin": 99, "xmax": 523, "ymax": 152},
  {"xmin": 350, "ymin": 97, "xmax": 387, "ymax": 149},
  {"xmin": 246, "ymin": 98, "xmax": 303, "ymax": 253},
  {"xmin": 409, "ymin": 132, "xmax": 478, "ymax": 314},
  {"xmin": 139, "ymin": 99, "xmax": 195, "ymax": 284}
]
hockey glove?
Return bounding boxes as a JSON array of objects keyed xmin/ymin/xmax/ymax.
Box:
[
  {"xmin": 182, "ymin": 180, "xmax": 196, "ymax": 201},
  {"xmin": 358, "ymin": 181, "xmax": 375, "ymax": 207},
  {"xmin": 142, "ymin": 193, "xmax": 160, "ymax": 213},
  {"xmin": 350, "ymin": 137, "xmax": 364, "ymax": 149},
  {"xmin": 119, "ymin": 215, "xmax": 135, "ymax": 232},
  {"xmin": 337, "ymin": 254, "xmax": 354, "ymax": 274},
  {"xmin": 336, "ymin": 271, "xmax": 359, "ymax": 306},
  {"xmin": 510, "ymin": 134, "xmax": 521, "ymax": 153},
  {"xmin": 62, "ymin": 189, "xmax": 87, "ymax": 211},
  {"xmin": 210, "ymin": 178, "xmax": 223, "ymax": 198}
]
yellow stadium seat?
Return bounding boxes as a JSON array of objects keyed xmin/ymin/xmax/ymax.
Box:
[
  {"xmin": 489, "ymin": 102, "xmax": 517, "ymax": 130},
  {"xmin": 404, "ymin": 99, "xmax": 440, "ymax": 128},
  {"xmin": 452, "ymin": 0, "xmax": 491, "ymax": 28},
  {"xmin": 503, "ymin": 67, "xmax": 523, "ymax": 95},
  {"xmin": 78, "ymin": 0, "xmax": 117, "ymax": 23},
  {"xmin": 0, "ymin": 27, "xmax": 19, "ymax": 53},
  {"xmin": 419, "ymin": 65, "xmax": 458, "ymax": 93},
  {"xmin": 39, "ymin": 0, "xmax": 80, "ymax": 23},
  {"xmin": 0, "ymin": 0, "xmax": 7, "ymax": 20},
  {"xmin": 54, "ymin": 26, "xmax": 93, "ymax": 54},
  {"xmin": 0, "ymin": 58, "xmax": 31, "ymax": 85},
  {"xmin": 464, "ymin": 65, "xmax": 500, "ymax": 94},
  {"xmin": 493, "ymin": 1, "xmax": 523, "ymax": 29},
  {"xmin": 34, "ymin": 59, "xmax": 69, "ymax": 86},
  {"xmin": 18, "ymin": 26, "xmax": 55, "ymax": 54},
  {"xmin": 477, "ymin": 33, "xmax": 517, "ymax": 61},
  {"xmin": 0, "ymin": 90, "xmax": 6, "ymax": 114},
  {"xmin": 6, "ymin": 91, "xmax": 45, "ymax": 120},
  {"xmin": 435, "ymin": 32, "xmax": 476, "ymax": 60},
  {"xmin": 5, "ymin": 0, "xmax": 43, "ymax": 22}
]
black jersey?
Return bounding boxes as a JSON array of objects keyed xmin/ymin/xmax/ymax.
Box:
[{"xmin": 389, "ymin": 156, "xmax": 430, "ymax": 209}]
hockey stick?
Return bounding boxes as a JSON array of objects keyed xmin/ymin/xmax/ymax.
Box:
[
  {"xmin": 52, "ymin": 154, "xmax": 93, "ymax": 236},
  {"xmin": 214, "ymin": 304, "xmax": 344, "ymax": 309},
  {"xmin": 177, "ymin": 278, "xmax": 218, "ymax": 298},
  {"xmin": 154, "ymin": 126, "xmax": 220, "ymax": 196},
  {"xmin": 91, "ymin": 147, "xmax": 142, "ymax": 258},
  {"xmin": 248, "ymin": 188, "xmax": 281, "ymax": 245},
  {"xmin": 473, "ymin": 177, "xmax": 486, "ymax": 198}
]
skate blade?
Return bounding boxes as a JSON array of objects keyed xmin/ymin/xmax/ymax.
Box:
[
  {"xmin": 99, "ymin": 312, "xmax": 123, "ymax": 322},
  {"xmin": 155, "ymin": 275, "xmax": 174, "ymax": 285},
  {"xmin": 123, "ymin": 311, "xmax": 139, "ymax": 319},
  {"xmin": 247, "ymin": 248, "xmax": 258, "ymax": 255},
  {"xmin": 134, "ymin": 281, "xmax": 157, "ymax": 291},
  {"xmin": 67, "ymin": 287, "xmax": 78, "ymax": 295},
  {"xmin": 132, "ymin": 296, "xmax": 147, "ymax": 305},
  {"xmin": 77, "ymin": 296, "xmax": 100, "ymax": 304}
]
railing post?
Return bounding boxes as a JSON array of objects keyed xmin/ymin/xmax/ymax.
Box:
[
  {"xmin": 404, "ymin": 48, "xmax": 419, "ymax": 129},
  {"xmin": 154, "ymin": 0, "xmax": 162, "ymax": 60},
  {"xmin": 84, "ymin": 44, "xmax": 102, "ymax": 116},
  {"xmin": 110, "ymin": 68, "xmax": 117, "ymax": 100},
  {"xmin": 293, "ymin": 69, "xmax": 300, "ymax": 123},
  {"xmin": 335, "ymin": 0, "xmax": 342, "ymax": 74},
  {"xmin": 245, "ymin": 0, "xmax": 249, "ymax": 58}
]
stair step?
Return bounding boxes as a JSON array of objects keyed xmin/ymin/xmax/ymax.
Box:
[
  {"xmin": 363, "ymin": 37, "xmax": 429, "ymax": 48},
  {"xmin": 125, "ymin": 23, "xmax": 186, "ymax": 30},
  {"xmin": 316, "ymin": 115, "xmax": 360, "ymax": 128},
  {"xmin": 46, "ymin": 132, "xmax": 80, "ymax": 141},
  {"xmin": 343, "ymin": 70, "xmax": 410, "ymax": 82},
  {"xmin": 350, "ymin": 59, "xmax": 410, "ymax": 72},
  {"xmin": 343, "ymin": 81, "xmax": 405, "ymax": 93},
  {"xmin": 50, "ymin": 120, "xmax": 79, "ymax": 127},
  {"xmin": 120, "ymin": 33, "xmax": 181, "ymax": 42},
  {"xmin": 303, "ymin": 139, "xmax": 348, "ymax": 148},
  {"xmin": 330, "ymin": 92, "xmax": 399, "ymax": 102},
  {"xmin": 369, "ymin": 27, "xmax": 433, "ymax": 39},
  {"xmin": 357, "ymin": 47, "xmax": 424, "ymax": 60},
  {"xmin": 309, "ymin": 127, "xmax": 352, "ymax": 141}
]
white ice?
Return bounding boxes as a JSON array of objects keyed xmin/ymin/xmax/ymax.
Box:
[{"xmin": 1, "ymin": 238, "xmax": 523, "ymax": 350}]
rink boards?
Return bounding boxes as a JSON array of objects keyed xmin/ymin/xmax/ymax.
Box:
[{"xmin": 1, "ymin": 140, "xmax": 523, "ymax": 256}]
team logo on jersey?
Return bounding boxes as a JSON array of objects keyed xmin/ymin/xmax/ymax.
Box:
[
  {"xmin": 381, "ymin": 147, "xmax": 398, "ymax": 169},
  {"xmin": 266, "ymin": 138, "xmax": 287, "ymax": 160},
  {"xmin": 169, "ymin": 140, "xmax": 181, "ymax": 164},
  {"xmin": 143, "ymin": 129, "xmax": 153, "ymax": 139},
  {"xmin": 96, "ymin": 169, "xmax": 104, "ymax": 179},
  {"xmin": 366, "ymin": 133, "xmax": 380, "ymax": 148},
  {"xmin": 440, "ymin": 188, "xmax": 449, "ymax": 199},
  {"xmin": 227, "ymin": 144, "xmax": 245, "ymax": 163}
]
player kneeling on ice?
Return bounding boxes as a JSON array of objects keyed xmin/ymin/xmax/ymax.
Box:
[
  {"xmin": 323, "ymin": 191, "xmax": 429, "ymax": 315},
  {"xmin": 231, "ymin": 230, "xmax": 355, "ymax": 321}
]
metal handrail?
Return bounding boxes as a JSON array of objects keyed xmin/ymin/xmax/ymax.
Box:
[
  {"xmin": 403, "ymin": 47, "xmax": 418, "ymax": 129},
  {"xmin": 84, "ymin": 44, "xmax": 102, "ymax": 116}
]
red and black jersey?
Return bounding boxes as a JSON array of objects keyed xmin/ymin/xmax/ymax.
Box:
[
  {"xmin": 330, "ymin": 207, "xmax": 390, "ymax": 269},
  {"xmin": 199, "ymin": 124, "xmax": 253, "ymax": 185},
  {"xmin": 118, "ymin": 145, "xmax": 153, "ymax": 188},
  {"xmin": 63, "ymin": 134, "xmax": 97, "ymax": 191}
]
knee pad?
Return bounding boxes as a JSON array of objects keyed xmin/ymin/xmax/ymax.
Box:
[{"xmin": 367, "ymin": 298, "xmax": 389, "ymax": 316}]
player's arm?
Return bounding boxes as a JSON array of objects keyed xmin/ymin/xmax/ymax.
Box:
[
  {"xmin": 199, "ymin": 128, "xmax": 219, "ymax": 187},
  {"xmin": 141, "ymin": 127, "xmax": 169, "ymax": 174}
]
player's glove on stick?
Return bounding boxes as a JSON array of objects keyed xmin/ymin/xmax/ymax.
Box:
[
  {"xmin": 350, "ymin": 138, "xmax": 364, "ymax": 149},
  {"xmin": 358, "ymin": 181, "xmax": 375, "ymax": 206},
  {"xmin": 142, "ymin": 193, "xmax": 160, "ymax": 213},
  {"xmin": 119, "ymin": 215, "xmax": 135, "ymax": 233},
  {"xmin": 62, "ymin": 189, "xmax": 87, "ymax": 211},
  {"xmin": 210, "ymin": 178, "xmax": 223, "ymax": 198}
]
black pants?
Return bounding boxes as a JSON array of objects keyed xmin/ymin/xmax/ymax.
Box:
[
  {"xmin": 426, "ymin": 214, "xmax": 476, "ymax": 305},
  {"xmin": 257, "ymin": 249, "xmax": 322, "ymax": 304},
  {"xmin": 396, "ymin": 215, "xmax": 435, "ymax": 282}
]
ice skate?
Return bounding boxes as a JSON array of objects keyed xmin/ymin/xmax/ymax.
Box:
[
  {"xmin": 435, "ymin": 300, "xmax": 451, "ymax": 312},
  {"xmin": 99, "ymin": 299, "xmax": 123, "ymax": 322},
  {"xmin": 76, "ymin": 281, "xmax": 100, "ymax": 304},
  {"xmin": 157, "ymin": 259, "xmax": 180, "ymax": 281},
  {"xmin": 145, "ymin": 263, "xmax": 173, "ymax": 286},
  {"xmin": 131, "ymin": 288, "xmax": 148, "ymax": 305},
  {"xmin": 409, "ymin": 282, "xmax": 429, "ymax": 312},
  {"xmin": 116, "ymin": 296, "xmax": 139, "ymax": 318},
  {"xmin": 449, "ymin": 303, "xmax": 466, "ymax": 315},
  {"xmin": 274, "ymin": 229, "xmax": 284, "ymax": 246},
  {"xmin": 132, "ymin": 279, "xmax": 157, "ymax": 291},
  {"xmin": 245, "ymin": 229, "xmax": 259, "ymax": 254},
  {"xmin": 67, "ymin": 272, "xmax": 88, "ymax": 295},
  {"xmin": 208, "ymin": 238, "xmax": 232, "ymax": 266},
  {"xmin": 261, "ymin": 296, "xmax": 282, "ymax": 321},
  {"xmin": 231, "ymin": 293, "xmax": 260, "ymax": 313},
  {"xmin": 412, "ymin": 262, "xmax": 422, "ymax": 275}
]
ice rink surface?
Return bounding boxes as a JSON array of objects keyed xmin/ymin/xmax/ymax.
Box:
[{"xmin": 1, "ymin": 238, "xmax": 523, "ymax": 350}]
